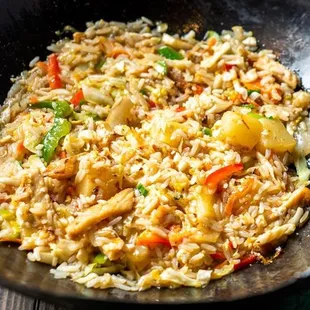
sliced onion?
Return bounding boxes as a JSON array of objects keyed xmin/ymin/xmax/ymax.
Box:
[{"xmin": 82, "ymin": 84, "xmax": 113, "ymax": 106}]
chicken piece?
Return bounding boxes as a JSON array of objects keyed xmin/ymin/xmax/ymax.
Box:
[
  {"xmin": 106, "ymin": 97, "xmax": 133, "ymax": 128},
  {"xmin": 75, "ymin": 164, "xmax": 118, "ymax": 200},
  {"xmin": 44, "ymin": 156, "xmax": 78, "ymax": 180},
  {"xmin": 254, "ymin": 56, "xmax": 298, "ymax": 89},
  {"xmin": 168, "ymin": 68, "xmax": 190, "ymax": 91},
  {"xmin": 101, "ymin": 237, "xmax": 125, "ymax": 261},
  {"xmin": 162, "ymin": 33, "xmax": 193, "ymax": 50},
  {"xmin": 66, "ymin": 188, "xmax": 134, "ymax": 238},
  {"xmin": 201, "ymin": 42, "xmax": 231, "ymax": 69}
]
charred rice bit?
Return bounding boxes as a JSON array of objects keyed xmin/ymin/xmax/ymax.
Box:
[{"xmin": 0, "ymin": 17, "xmax": 310, "ymax": 291}]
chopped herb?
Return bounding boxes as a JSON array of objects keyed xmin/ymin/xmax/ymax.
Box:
[
  {"xmin": 140, "ymin": 89, "xmax": 147, "ymax": 95},
  {"xmin": 247, "ymin": 89, "xmax": 261, "ymax": 96},
  {"xmin": 203, "ymin": 127, "xmax": 212, "ymax": 136},
  {"xmin": 174, "ymin": 194, "xmax": 183, "ymax": 200},
  {"xmin": 267, "ymin": 116, "xmax": 274, "ymax": 120},
  {"xmin": 155, "ymin": 60, "xmax": 168, "ymax": 75},
  {"xmin": 17, "ymin": 160, "xmax": 23, "ymax": 167},
  {"xmin": 29, "ymin": 100, "xmax": 73, "ymax": 118},
  {"xmin": 93, "ymin": 253, "xmax": 108, "ymax": 265},
  {"xmin": 241, "ymin": 104, "xmax": 255, "ymax": 109},
  {"xmin": 136, "ymin": 184, "xmax": 149, "ymax": 197},
  {"xmin": 95, "ymin": 59, "xmax": 106, "ymax": 70}
]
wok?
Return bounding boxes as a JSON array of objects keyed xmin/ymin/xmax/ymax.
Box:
[{"xmin": 0, "ymin": 0, "xmax": 310, "ymax": 305}]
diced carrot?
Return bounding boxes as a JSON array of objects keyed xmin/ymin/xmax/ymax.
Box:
[
  {"xmin": 110, "ymin": 48, "xmax": 129, "ymax": 59},
  {"xmin": 176, "ymin": 106, "xmax": 185, "ymax": 112},
  {"xmin": 47, "ymin": 54, "xmax": 62, "ymax": 89},
  {"xmin": 193, "ymin": 85, "xmax": 204, "ymax": 95},
  {"xmin": 66, "ymin": 186, "xmax": 75, "ymax": 196},
  {"xmin": 70, "ymin": 89, "xmax": 84, "ymax": 107},
  {"xmin": 234, "ymin": 254, "xmax": 257, "ymax": 271},
  {"xmin": 59, "ymin": 151, "xmax": 67, "ymax": 159},
  {"xmin": 207, "ymin": 37, "xmax": 217, "ymax": 48},
  {"xmin": 29, "ymin": 96, "xmax": 38, "ymax": 104},
  {"xmin": 15, "ymin": 141, "xmax": 26, "ymax": 161},
  {"xmin": 36, "ymin": 61, "xmax": 48, "ymax": 73},
  {"xmin": 137, "ymin": 231, "xmax": 171, "ymax": 249},
  {"xmin": 17, "ymin": 142, "xmax": 25, "ymax": 153},
  {"xmin": 244, "ymin": 80, "xmax": 261, "ymax": 91}
]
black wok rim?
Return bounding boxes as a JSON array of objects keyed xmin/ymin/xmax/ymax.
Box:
[{"xmin": 0, "ymin": 264, "xmax": 305, "ymax": 305}]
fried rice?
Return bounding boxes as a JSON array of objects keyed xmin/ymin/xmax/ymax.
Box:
[{"xmin": 1, "ymin": 17, "xmax": 310, "ymax": 291}]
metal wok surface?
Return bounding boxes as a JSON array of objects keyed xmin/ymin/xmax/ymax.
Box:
[{"xmin": 0, "ymin": 0, "xmax": 310, "ymax": 304}]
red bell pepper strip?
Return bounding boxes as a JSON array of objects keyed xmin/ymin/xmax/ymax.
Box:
[
  {"xmin": 47, "ymin": 54, "xmax": 62, "ymax": 89},
  {"xmin": 70, "ymin": 89, "xmax": 85, "ymax": 107},
  {"xmin": 210, "ymin": 251, "xmax": 226, "ymax": 261},
  {"xmin": 205, "ymin": 163, "xmax": 244, "ymax": 190},
  {"xmin": 224, "ymin": 64, "xmax": 234, "ymax": 71},
  {"xmin": 148, "ymin": 100, "xmax": 157, "ymax": 109},
  {"xmin": 234, "ymin": 254, "xmax": 257, "ymax": 271}
]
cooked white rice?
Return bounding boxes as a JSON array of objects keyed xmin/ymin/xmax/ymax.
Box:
[{"xmin": 0, "ymin": 17, "xmax": 310, "ymax": 291}]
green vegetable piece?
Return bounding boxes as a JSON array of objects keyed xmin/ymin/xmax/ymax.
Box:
[
  {"xmin": 247, "ymin": 89, "xmax": 261, "ymax": 96},
  {"xmin": 72, "ymin": 111, "xmax": 100, "ymax": 121},
  {"xmin": 136, "ymin": 184, "xmax": 149, "ymax": 197},
  {"xmin": 0, "ymin": 210, "xmax": 14, "ymax": 221},
  {"xmin": 140, "ymin": 89, "xmax": 147, "ymax": 95},
  {"xmin": 93, "ymin": 253, "xmax": 108, "ymax": 265},
  {"xmin": 241, "ymin": 104, "xmax": 255, "ymax": 109},
  {"xmin": 10, "ymin": 221, "xmax": 21, "ymax": 239},
  {"xmin": 248, "ymin": 112, "xmax": 263, "ymax": 119},
  {"xmin": 267, "ymin": 116, "xmax": 274, "ymax": 120},
  {"xmin": 158, "ymin": 46, "xmax": 184, "ymax": 60},
  {"xmin": 155, "ymin": 60, "xmax": 168, "ymax": 75},
  {"xmin": 203, "ymin": 127, "xmax": 212, "ymax": 136},
  {"xmin": 95, "ymin": 59, "xmax": 106, "ymax": 71},
  {"xmin": 53, "ymin": 101, "xmax": 73, "ymax": 118},
  {"xmin": 92, "ymin": 264, "xmax": 124, "ymax": 275},
  {"xmin": 30, "ymin": 100, "xmax": 73, "ymax": 118},
  {"xmin": 205, "ymin": 30, "xmax": 220, "ymax": 41},
  {"xmin": 42, "ymin": 118, "xmax": 71, "ymax": 163}
]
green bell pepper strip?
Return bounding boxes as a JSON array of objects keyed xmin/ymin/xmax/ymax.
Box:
[
  {"xmin": 136, "ymin": 184, "xmax": 149, "ymax": 197},
  {"xmin": 158, "ymin": 46, "xmax": 184, "ymax": 60},
  {"xmin": 72, "ymin": 111, "xmax": 100, "ymax": 121},
  {"xmin": 30, "ymin": 100, "xmax": 73, "ymax": 118},
  {"xmin": 42, "ymin": 118, "xmax": 71, "ymax": 163}
]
